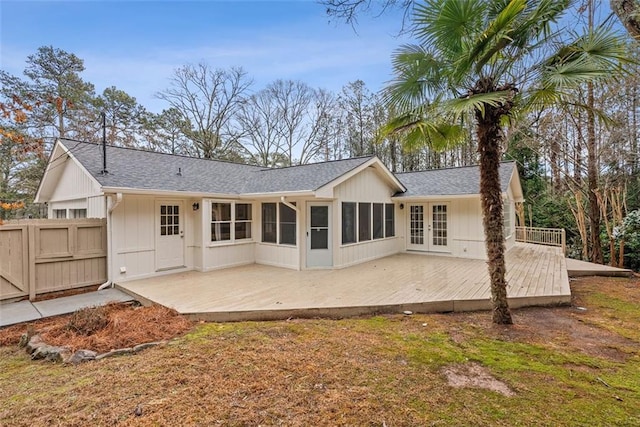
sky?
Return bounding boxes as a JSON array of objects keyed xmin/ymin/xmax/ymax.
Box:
[{"xmin": 0, "ymin": 0, "xmax": 411, "ymax": 113}]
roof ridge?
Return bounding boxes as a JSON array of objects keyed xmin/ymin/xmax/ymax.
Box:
[
  {"xmin": 255, "ymin": 155, "xmax": 375, "ymax": 173},
  {"xmin": 59, "ymin": 138, "xmax": 264, "ymax": 170},
  {"xmin": 394, "ymin": 160, "xmax": 515, "ymax": 175}
]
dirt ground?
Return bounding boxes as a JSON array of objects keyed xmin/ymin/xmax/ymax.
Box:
[{"xmin": 0, "ymin": 276, "xmax": 638, "ymax": 426}]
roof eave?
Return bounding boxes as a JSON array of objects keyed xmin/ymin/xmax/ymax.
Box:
[
  {"xmin": 101, "ymin": 186, "xmax": 239, "ymax": 199},
  {"xmin": 238, "ymin": 190, "xmax": 316, "ymax": 199},
  {"xmin": 391, "ymin": 194, "xmax": 480, "ymax": 201}
]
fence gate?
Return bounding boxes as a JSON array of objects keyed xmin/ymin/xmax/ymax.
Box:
[{"xmin": 0, "ymin": 219, "xmax": 107, "ymax": 301}]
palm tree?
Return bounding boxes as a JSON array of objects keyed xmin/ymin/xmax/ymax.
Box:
[{"xmin": 384, "ymin": 0, "xmax": 627, "ymax": 324}]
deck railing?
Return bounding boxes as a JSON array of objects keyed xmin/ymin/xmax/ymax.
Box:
[{"xmin": 515, "ymin": 226, "xmax": 566, "ymax": 254}]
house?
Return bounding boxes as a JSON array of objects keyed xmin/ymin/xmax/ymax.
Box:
[{"xmin": 34, "ymin": 139, "xmax": 523, "ymax": 284}]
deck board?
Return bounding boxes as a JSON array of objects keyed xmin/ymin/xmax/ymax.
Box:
[{"xmin": 118, "ymin": 243, "xmax": 571, "ymax": 322}]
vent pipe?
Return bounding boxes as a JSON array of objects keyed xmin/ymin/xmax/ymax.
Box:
[{"xmin": 101, "ymin": 112, "xmax": 108, "ymax": 174}]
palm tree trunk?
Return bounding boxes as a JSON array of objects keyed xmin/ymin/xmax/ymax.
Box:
[{"xmin": 476, "ymin": 105, "xmax": 512, "ymax": 325}]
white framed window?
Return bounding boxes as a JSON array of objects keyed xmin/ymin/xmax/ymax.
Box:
[
  {"xmin": 211, "ymin": 201, "xmax": 252, "ymax": 243},
  {"xmin": 261, "ymin": 202, "xmax": 296, "ymax": 246},
  {"xmin": 385, "ymin": 204, "xmax": 395, "ymax": 237},
  {"xmin": 53, "ymin": 209, "xmax": 67, "ymax": 219},
  {"xmin": 70, "ymin": 208, "xmax": 87, "ymax": 218},
  {"xmin": 342, "ymin": 202, "xmax": 395, "ymax": 245}
]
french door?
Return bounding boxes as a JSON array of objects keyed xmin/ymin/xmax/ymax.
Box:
[{"xmin": 407, "ymin": 203, "xmax": 450, "ymax": 252}]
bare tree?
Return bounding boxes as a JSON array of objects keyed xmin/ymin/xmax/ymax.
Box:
[
  {"xmin": 238, "ymin": 80, "xmax": 336, "ymax": 166},
  {"xmin": 156, "ymin": 64, "xmax": 252, "ymax": 159},
  {"xmin": 238, "ymin": 88, "xmax": 283, "ymax": 167}
]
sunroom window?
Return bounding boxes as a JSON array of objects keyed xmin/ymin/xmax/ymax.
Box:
[{"xmin": 261, "ymin": 202, "xmax": 297, "ymax": 246}]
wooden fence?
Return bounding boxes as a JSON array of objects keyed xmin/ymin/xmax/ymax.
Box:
[
  {"xmin": 0, "ymin": 219, "xmax": 107, "ymax": 301},
  {"xmin": 515, "ymin": 226, "xmax": 566, "ymax": 254}
]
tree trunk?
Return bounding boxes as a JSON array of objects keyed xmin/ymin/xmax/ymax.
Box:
[
  {"xmin": 476, "ymin": 105, "xmax": 512, "ymax": 325},
  {"xmin": 611, "ymin": 0, "xmax": 640, "ymax": 40},
  {"xmin": 587, "ymin": 82, "xmax": 604, "ymax": 264}
]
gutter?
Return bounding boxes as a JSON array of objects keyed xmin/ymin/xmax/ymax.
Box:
[{"xmin": 97, "ymin": 192, "xmax": 123, "ymax": 291}]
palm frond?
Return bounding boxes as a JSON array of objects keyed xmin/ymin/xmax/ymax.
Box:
[
  {"xmin": 445, "ymin": 91, "xmax": 512, "ymax": 118},
  {"xmin": 471, "ymin": 0, "xmax": 526, "ymax": 73},
  {"xmin": 413, "ymin": 0, "xmax": 485, "ymax": 57},
  {"xmin": 385, "ymin": 44, "xmax": 447, "ymax": 111}
]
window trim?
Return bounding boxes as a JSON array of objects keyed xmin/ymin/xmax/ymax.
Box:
[{"xmin": 210, "ymin": 200, "xmax": 253, "ymax": 245}]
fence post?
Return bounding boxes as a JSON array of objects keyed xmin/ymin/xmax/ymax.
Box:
[
  {"xmin": 561, "ymin": 229, "xmax": 566, "ymax": 255},
  {"xmin": 28, "ymin": 224, "xmax": 36, "ymax": 301}
]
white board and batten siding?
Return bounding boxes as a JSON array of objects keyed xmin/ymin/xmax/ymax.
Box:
[
  {"xmin": 332, "ymin": 167, "xmax": 403, "ymax": 268},
  {"xmin": 447, "ymin": 197, "xmax": 485, "ymax": 259},
  {"xmin": 47, "ymin": 156, "xmax": 105, "ymax": 218},
  {"xmin": 111, "ymin": 195, "xmax": 200, "ymax": 282}
]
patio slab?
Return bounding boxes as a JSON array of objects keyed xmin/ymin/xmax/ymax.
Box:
[
  {"xmin": 565, "ymin": 258, "xmax": 633, "ymax": 277},
  {"xmin": 0, "ymin": 288, "xmax": 135, "ymax": 328},
  {"xmin": 118, "ymin": 243, "xmax": 571, "ymax": 322}
]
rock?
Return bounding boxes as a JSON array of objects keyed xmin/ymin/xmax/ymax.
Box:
[
  {"xmin": 133, "ymin": 341, "xmax": 165, "ymax": 353},
  {"xmin": 65, "ymin": 349, "xmax": 97, "ymax": 364},
  {"xmin": 95, "ymin": 347, "xmax": 133, "ymax": 360},
  {"xmin": 31, "ymin": 344, "xmax": 70, "ymax": 362},
  {"xmin": 134, "ymin": 404, "xmax": 143, "ymax": 416},
  {"xmin": 18, "ymin": 333, "xmax": 29, "ymax": 348},
  {"xmin": 403, "ymin": 311, "xmax": 413, "ymax": 315},
  {"xmin": 25, "ymin": 334, "xmax": 44, "ymax": 354}
]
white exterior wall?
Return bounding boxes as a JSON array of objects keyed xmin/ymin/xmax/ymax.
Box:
[
  {"xmin": 504, "ymin": 187, "xmax": 516, "ymax": 251},
  {"xmin": 111, "ymin": 195, "xmax": 200, "ymax": 282},
  {"xmin": 47, "ymin": 157, "xmax": 104, "ymax": 218},
  {"xmin": 332, "ymin": 168, "xmax": 402, "ymax": 268},
  {"xmin": 449, "ymin": 197, "xmax": 486, "ymax": 259}
]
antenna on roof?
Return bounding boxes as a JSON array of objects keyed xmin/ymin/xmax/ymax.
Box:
[{"xmin": 100, "ymin": 112, "xmax": 108, "ymax": 175}]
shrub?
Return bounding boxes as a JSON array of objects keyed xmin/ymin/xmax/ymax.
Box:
[{"xmin": 66, "ymin": 305, "xmax": 109, "ymax": 336}]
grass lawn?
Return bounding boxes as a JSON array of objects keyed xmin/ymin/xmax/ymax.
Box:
[{"xmin": 1, "ymin": 276, "xmax": 639, "ymax": 426}]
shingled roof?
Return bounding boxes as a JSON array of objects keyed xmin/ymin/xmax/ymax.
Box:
[
  {"xmin": 61, "ymin": 140, "xmax": 376, "ymax": 195},
  {"xmin": 394, "ymin": 162, "xmax": 517, "ymax": 197},
  {"xmin": 46, "ymin": 140, "xmax": 517, "ymax": 199}
]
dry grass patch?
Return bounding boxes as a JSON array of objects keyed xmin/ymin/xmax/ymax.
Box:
[
  {"xmin": 0, "ymin": 303, "xmax": 193, "ymax": 352},
  {"xmin": 0, "ymin": 276, "xmax": 639, "ymax": 426}
]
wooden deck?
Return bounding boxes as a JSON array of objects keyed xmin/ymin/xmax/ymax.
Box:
[{"xmin": 117, "ymin": 243, "xmax": 571, "ymax": 322}]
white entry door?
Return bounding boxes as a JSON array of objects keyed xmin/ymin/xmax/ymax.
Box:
[
  {"xmin": 407, "ymin": 203, "xmax": 450, "ymax": 253},
  {"xmin": 306, "ymin": 203, "xmax": 332, "ymax": 268},
  {"xmin": 156, "ymin": 201, "xmax": 185, "ymax": 270}
]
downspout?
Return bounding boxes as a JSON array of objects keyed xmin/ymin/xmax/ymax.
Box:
[{"xmin": 98, "ymin": 193, "xmax": 123, "ymax": 290}]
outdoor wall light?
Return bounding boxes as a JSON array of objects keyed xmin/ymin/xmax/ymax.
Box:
[
  {"xmin": 192, "ymin": 202, "xmax": 200, "ymax": 211},
  {"xmin": 399, "ymin": 203, "xmax": 404, "ymax": 210}
]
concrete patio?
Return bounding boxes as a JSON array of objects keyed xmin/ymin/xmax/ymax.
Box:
[{"xmin": 118, "ymin": 242, "xmax": 571, "ymax": 322}]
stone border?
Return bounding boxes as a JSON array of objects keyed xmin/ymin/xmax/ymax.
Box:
[{"xmin": 19, "ymin": 333, "xmax": 166, "ymax": 364}]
